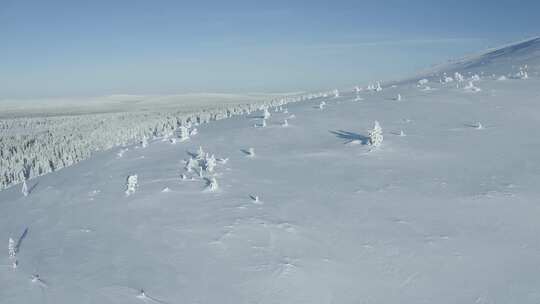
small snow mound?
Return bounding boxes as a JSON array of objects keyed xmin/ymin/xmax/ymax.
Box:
[{"xmin": 161, "ymin": 187, "xmax": 171, "ymax": 193}]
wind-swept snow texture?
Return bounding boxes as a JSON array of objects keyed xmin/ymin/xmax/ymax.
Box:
[{"xmin": 2, "ymin": 38, "xmax": 540, "ymax": 303}]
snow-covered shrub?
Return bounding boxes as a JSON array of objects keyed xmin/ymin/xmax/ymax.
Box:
[
  {"xmin": 442, "ymin": 76, "xmax": 454, "ymax": 83},
  {"xmin": 125, "ymin": 174, "xmax": 138, "ymax": 196},
  {"xmin": 417, "ymin": 78, "xmax": 429, "ymax": 86},
  {"xmin": 117, "ymin": 148, "xmax": 128, "ymax": 158},
  {"xmin": 282, "ymin": 119, "xmax": 289, "ymax": 127},
  {"xmin": 399, "ymin": 130, "xmax": 406, "ymax": 137},
  {"xmin": 375, "ymin": 82, "xmax": 382, "ymax": 92},
  {"xmin": 141, "ymin": 137, "xmax": 148, "ymax": 148},
  {"xmin": 31, "ymin": 274, "xmax": 47, "ymax": 287},
  {"xmin": 396, "ymin": 94, "xmax": 402, "ymax": 101},
  {"xmin": 476, "ymin": 122, "xmax": 484, "ymax": 130},
  {"xmin": 333, "ymin": 89, "xmax": 340, "ymax": 98},
  {"xmin": 368, "ymin": 121, "xmax": 383, "ymax": 148},
  {"xmin": 246, "ymin": 147, "xmax": 255, "ymax": 157},
  {"xmin": 465, "ymin": 81, "xmax": 481, "ymax": 92},
  {"xmin": 497, "ymin": 75, "xmax": 507, "ymax": 81},
  {"xmin": 261, "ymin": 119, "xmax": 267, "ymax": 128},
  {"xmin": 319, "ymin": 101, "xmax": 326, "ymax": 109},
  {"xmin": 471, "ymin": 74, "xmax": 481, "ymax": 81},
  {"xmin": 512, "ymin": 66, "xmax": 529, "ymax": 79},
  {"xmin": 206, "ymin": 177, "xmax": 218, "ymax": 191},
  {"xmin": 137, "ymin": 290, "xmax": 147, "ymax": 300}
]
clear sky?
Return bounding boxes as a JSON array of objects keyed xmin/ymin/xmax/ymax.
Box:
[{"xmin": 1, "ymin": 0, "xmax": 538, "ymax": 98}]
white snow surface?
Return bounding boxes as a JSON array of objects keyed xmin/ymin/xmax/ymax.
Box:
[
  {"xmin": 2, "ymin": 38, "xmax": 540, "ymax": 303},
  {"xmin": 400, "ymin": 36, "xmax": 540, "ymax": 84}
]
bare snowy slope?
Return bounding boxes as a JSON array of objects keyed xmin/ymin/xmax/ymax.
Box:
[
  {"xmin": 401, "ymin": 36, "xmax": 540, "ymax": 83},
  {"xmin": 1, "ymin": 38, "xmax": 540, "ymax": 303}
]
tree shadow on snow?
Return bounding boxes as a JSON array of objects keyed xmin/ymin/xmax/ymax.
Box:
[
  {"xmin": 186, "ymin": 150, "xmax": 198, "ymax": 158},
  {"xmin": 330, "ymin": 130, "xmax": 369, "ymax": 145},
  {"xmin": 28, "ymin": 182, "xmax": 39, "ymax": 194},
  {"xmin": 463, "ymin": 123, "xmax": 481, "ymax": 128},
  {"xmin": 240, "ymin": 149, "xmax": 253, "ymax": 156},
  {"xmin": 16, "ymin": 228, "xmax": 29, "ymax": 253}
]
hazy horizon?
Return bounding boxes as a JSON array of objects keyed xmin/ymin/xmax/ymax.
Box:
[{"xmin": 1, "ymin": 0, "xmax": 539, "ymax": 99}]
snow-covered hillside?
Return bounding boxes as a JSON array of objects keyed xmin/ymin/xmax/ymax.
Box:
[
  {"xmin": 0, "ymin": 92, "xmax": 323, "ymax": 190},
  {"xmin": 1, "ymin": 38, "xmax": 540, "ymax": 303},
  {"xmin": 400, "ymin": 36, "xmax": 540, "ymax": 84}
]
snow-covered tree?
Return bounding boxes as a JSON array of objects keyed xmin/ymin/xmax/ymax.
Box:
[
  {"xmin": 368, "ymin": 121, "xmax": 383, "ymax": 148},
  {"xmin": 8, "ymin": 237, "xmax": 16, "ymax": 258},
  {"xmin": 21, "ymin": 180, "xmax": 28, "ymax": 197},
  {"xmin": 375, "ymin": 82, "xmax": 382, "ymax": 92},
  {"xmin": 246, "ymin": 147, "xmax": 255, "ymax": 157},
  {"xmin": 185, "ymin": 158, "xmax": 196, "ymax": 172},
  {"xmin": 261, "ymin": 119, "xmax": 267, "ymax": 128},
  {"xmin": 454, "ymin": 72, "xmax": 465, "ymax": 82},
  {"xmin": 204, "ymin": 154, "xmax": 216, "ymax": 172},
  {"xmin": 333, "ymin": 89, "xmax": 340, "ymax": 98},
  {"xmin": 198, "ymin": 167, "xmax": 204, "ymax": 178},
  {"xmin": 178, "ymin": 126, "xmax": 190, "ymax": 141},
  {"xmin": 141, "ymin": 137, "xmax": 148, "ymax": 148},
  {"xmin": 396, "ymin": 94, "xmax": 402, "ymax": 101},
  {"xmin": 282, "ymin": 119, "xmax": 289, "ymax": 127},
  {"xmin": 125, "ymin": 174, "xmax": 138, "ymax": 196},
  {"xmin": 513, "ymin": 66, "xmax": 529, "ymax": 80},
  {"xmin": 263, "ymin": 107, "xmax": 271, "ymax": 119},
  {"xmin": 251, "ymin": 195, "xmax": 260, "ymax": 204},
  {"xmin": 196, "ymin": 146, "xmax": 205, "ymax": 160}
]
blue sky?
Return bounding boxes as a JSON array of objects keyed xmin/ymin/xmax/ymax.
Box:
[{"xmin": 1, "ymin": 0, "xmax": 539, "ymax": 98}]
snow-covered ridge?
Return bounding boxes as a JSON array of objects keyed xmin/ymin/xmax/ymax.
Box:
[{"xmin": 397, "ymin": 36, "xmax": 540, "ymax": 84}]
